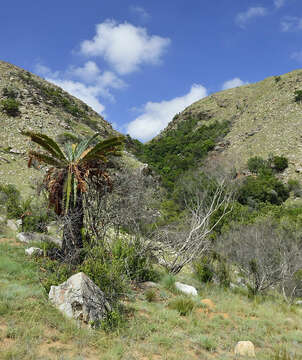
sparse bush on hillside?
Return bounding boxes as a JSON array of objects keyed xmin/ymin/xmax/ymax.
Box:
[
  {"xmin": 2, "ymin": 86, "xmax": 18, "ymax": 99},
  {"xmin": 168, "ymin": 296, "xmax": 195, "ymax": 316},
  {"xmin": 294, "ymin": 90, "xmax": 302, "ymax": 102},
  {"xmin": 1, "ymin": 98, "xmax": 20, "ymax": 116},
  {"xmin": 288, "ymin": 179, "xmax": 302, "ymax": 197},
  {"xmin": 274, "ymin": 76, "xmax": 281, "ymax": 83},
  {"xmin": 218, "ymin": 220, "xmax": 302, "ymax": 295},
  {"xmin": 247, "ymin": 156, "xmax": 267, "ymax": 174},
  {"xmin": 272, "ymin": 155, "xmax": 288, "ymax": 172}
]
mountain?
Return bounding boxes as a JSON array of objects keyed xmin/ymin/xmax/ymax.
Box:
[
  {"xmin": 154, "ymin": 69, "xmax": 302, "ymax": 181},
  {"xmin": 0, "ymin": 60, "xmax": 119, "ymax": 193}
]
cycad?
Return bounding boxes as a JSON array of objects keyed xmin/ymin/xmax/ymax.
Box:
[{"xmin": 22, "ymin": 131, "xmax": 124, "ymax": 259}]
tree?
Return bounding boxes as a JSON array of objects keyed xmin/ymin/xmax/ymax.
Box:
[
  {"xmin": 22, "ymin": 131, "xmax": 124, "ymax": 261},
  {"xmin": 155, "ymin": 175, "xmax": 234, "ymax": 274}
]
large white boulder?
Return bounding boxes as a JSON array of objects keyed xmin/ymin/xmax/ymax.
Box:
[
  {"xmin": 234, "ymin": 341, "xmax": 255, "ymax": 357},
  {"xmin": 49, "ymin": 272, "xmax": 111, "ymax": 326},
  {"xmin": 175, "ymin": 282, "xmax": 198, "ymax": 296}
]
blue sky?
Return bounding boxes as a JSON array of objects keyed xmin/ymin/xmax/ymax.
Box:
[{"xmin": 1, "ymin": 0, "xmax": 302, "ymax": 141}]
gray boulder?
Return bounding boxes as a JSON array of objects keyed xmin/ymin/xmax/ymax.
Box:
[
  {"xmin": 25, "ymin": 247, "xmax": 43, "ymax": 256},
  {"xmin": 16, "ymin": 232, "xmax": 62, "ymax": 247},
  {"xmin": 49, "ymin": 272, "xmax": 111, "ymax": 327},
  {"xmin": 175, "ymin": 282, "xmax": 198, "ymax": 296}
]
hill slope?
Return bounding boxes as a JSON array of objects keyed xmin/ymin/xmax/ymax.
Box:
[
  {"xmin": 156, "ymin": 69, "xmax": 302, "ymax": 180},
  {"xmin": 0, "ymin": 61, "xmax": 118, "ymax": 192}
]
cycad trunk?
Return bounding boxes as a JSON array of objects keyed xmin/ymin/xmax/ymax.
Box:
[{"xmin": 62, "ymin": 192, "xmax": 84, "ymax": 262}]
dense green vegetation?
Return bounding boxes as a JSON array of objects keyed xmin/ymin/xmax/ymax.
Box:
[{"xmin": 130, "ymin": 117, "xmax": 231, "ymax": 191}]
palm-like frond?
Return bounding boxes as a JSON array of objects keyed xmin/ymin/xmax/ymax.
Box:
[
  {"xmin": 80, "ymin": 136, "xmax": 124, "ymax": 162},
  {"xmin": 23, "ymin": 131, "xmax": 124, "ymax": 215},
  {"xmin": 28, "ymin": 151, "xmax": 65, "ymax": 168},
  {"xmin": 22, "ymin": 131, "xmax": 67, "ymax": 162}
]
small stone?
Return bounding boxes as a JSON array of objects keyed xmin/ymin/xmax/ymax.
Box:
[
  {"xmin": 25, "ymin": 247, "xmax": 43, "ymax": 256},
  {"xmin": 140, "ymin": 281, "xmax": 158, "ymax": 289},
  {"xmin": 175, "ymin": 282, "xmax": 198, "ymax": 296},
  {"xmin": 234, "ymin": 341, "xmax": 255, "ymax": 357}
]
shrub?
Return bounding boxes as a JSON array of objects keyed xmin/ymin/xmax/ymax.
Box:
[
  {"xmin": 288, "ymin": 179, "xmax": 302, "ymax": 197},
  {"xmin": 168, "ymin": 296, "xmax": 195, "ymax": 316},
  {"xmin": 217, "ymin": 220, "xmax": 302, "ymax": 295},
  {"xmin": 193, "ymin": 256, "xmax": 214, "ymax": 283},
  {"xmin": 272, "ymin": 156, "xmax": 288, "ymax": 172},
  {"xmin": 2, "ymin": 86, "xmax": 18, "ymax": 99},
  {"xmin": 200, "ymin": 336, "xmax": 217, "ymax": 352},
  {"xmin": 237, "ymin": 174, "xmax": 289, "ymax": 206},
  {"xmin": 161, "ymin": 274, "xmax": 176, "ymax": 292},
  {"xmin": 1, "ymin": 98, "xmax": 20, "ymax": 116},
  {"xmin": 274, "ymin": 76, "xmax": 281, "ymax": 83},
  {"xmin": 295, "ymin": 90, "xmax": 302, "ymax": 103},
  {"xmin": 80, "ymin": 237, "xmax": 158, "ymax": 303},
  {"xmin": 145, "ymin": 289, "xmax": 157, "ymax": 302},
  {"xmin": 247, "ymin": 156, "xmax": 267, "ymax": 173},
  {"xmin": 0, "ymin": 184, "xmax": 23, "ymax": 218}
]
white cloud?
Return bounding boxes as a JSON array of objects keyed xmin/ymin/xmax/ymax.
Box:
[
  {"xmin": 130, "ymin": 6, "xmax": 150, "ymax": 22},
  {"xmin": 281, "ymin": 16, "xmax": 302, "ymax": 32},
  {"xmin": 35, "ymin": 61, "xmax": 126, "ymax": 106},
  {"xmin": 126, "ymin": 84, "xmax": 207, "ymax": 142},
  {"xmin": 235, "ymin": 7, "xmax": 267, "ymax": 28},
  {"xmin": 46, "ymin": 78, "xmax": 105, "ymax": 114},
  {"xmin": 69, "ymin": 61, "xmax": 101, "ymax": 83},
  {"xmin": 80, "ymin": 20, "xmax": 171, "ymax": 74},
  {"xmin": 274, "ymin": 0, "xmax": 285, "ymax": 8},
  {"xmin": 291, "ymin": 50, "xmax": 302, "ymax": 62},
  {"xmin": 222, "ymin": 78, "xmax": 249, "ymax": 90}
]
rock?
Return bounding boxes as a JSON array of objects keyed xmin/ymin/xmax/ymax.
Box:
[
  {"xmin": 175, "ymin": 282, "xmax": 198, "ymax": 296},
  {"xmin": 7, "ymin": 219, "xmax": 18, "ymax": 232},
  {"xmin": 16, "ymin": 232, "xmax": 62, "ymax": 247},
  {"xmin": 49, "ymin": 272, "xmax": 111, "ymax": 326},
  {"xmin": 25, "ymin": 247, "xmax": 43, "ymax": 256},
  {"xmin": 234, "ymin": 341, "xmax": 255, "ymax": 357},
  {"xmin": 0, "ymin": 216, "xmax": 5, "ymax": 223},
  {"xmin": 295, "ymin": 300, "xmax": 302, "ymax": 306}
]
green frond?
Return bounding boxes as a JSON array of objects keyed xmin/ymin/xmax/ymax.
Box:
[
  {"xmin": 22, "ymin": 131, "xmax": 67, "ymax": 162},
  {"xmin": 28, "ymin": 151, "xmax": 65, "ymax": 168},
  {"xmin": 73, "ymin": 133, "xmax": 100, "ymax": 161},
  {"xmin": 64, "ymin": 143, "xmax": 74, "ymax": 162},
  {"xmin": 80, "ymin": 136, "xmax": 124, "ymax": 162}
]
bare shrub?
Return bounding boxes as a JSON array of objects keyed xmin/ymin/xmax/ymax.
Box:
[
  {"xmin": 155, "ymin": 175, "xmax": 233, "ymax": 274},
  {"xmin": 217, "ymin": 220, "xmax": 302, "ymax": 296}
]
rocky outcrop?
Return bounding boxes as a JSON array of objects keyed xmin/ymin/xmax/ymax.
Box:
[
  {"xmin": 49, "ymin": 272, "xmax": 111, "ymax": 327},
  {"xmin": 16, "ymin": 232, "xmax": 62, "ymax": 247}
]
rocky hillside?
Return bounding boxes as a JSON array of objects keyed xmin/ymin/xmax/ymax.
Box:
[
  {"xmin": 0, "ymin": 61, "xmax": 119, "ymax": 192},
  {"xmin": 157, "ymin": 69, "xmax": 302, "ymax": 180}
]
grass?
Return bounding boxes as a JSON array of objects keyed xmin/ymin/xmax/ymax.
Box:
[{"xmin": 1, "ymin": 236, "xmax": 302, "ymax": 359}]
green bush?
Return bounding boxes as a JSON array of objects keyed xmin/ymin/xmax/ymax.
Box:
[
  {"xmin": 272, "ymin": 156, "xmax": 288, "ymax": 172},
  {"xmin": 2, "ymin": 86, "xmax": 18, "ymax": 99},
  {"xmin": 295, "ymin": 90, "xmax": 302, "ymax": 103},
  {"xmin": 247, "ymin": 156, "xmax": 267, "ymax": 173},
  {"xmin": 238, "ymin": 174, "xmax": 289, "ymax": 206},
  {"xmin": 1, "ymin": 98, "xmax": 20, "ymax": 116},
  {"xmin": 193, "ymin": 256, "xmax": 214, "ymax": 283},
  {"xmin": 0, "ymin": 184, "xmax": 23, "ymax": 218},
  {"xmin": 168, "ymin": 296, "xmax": 195, "ymax": 316},
  {"xmin": 80, "ymin": 237, "xmax": 158, "ymax": 302},
  {"xmin": 288, "ymin": 179, "xmax": 302, "ymax": 197}
]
